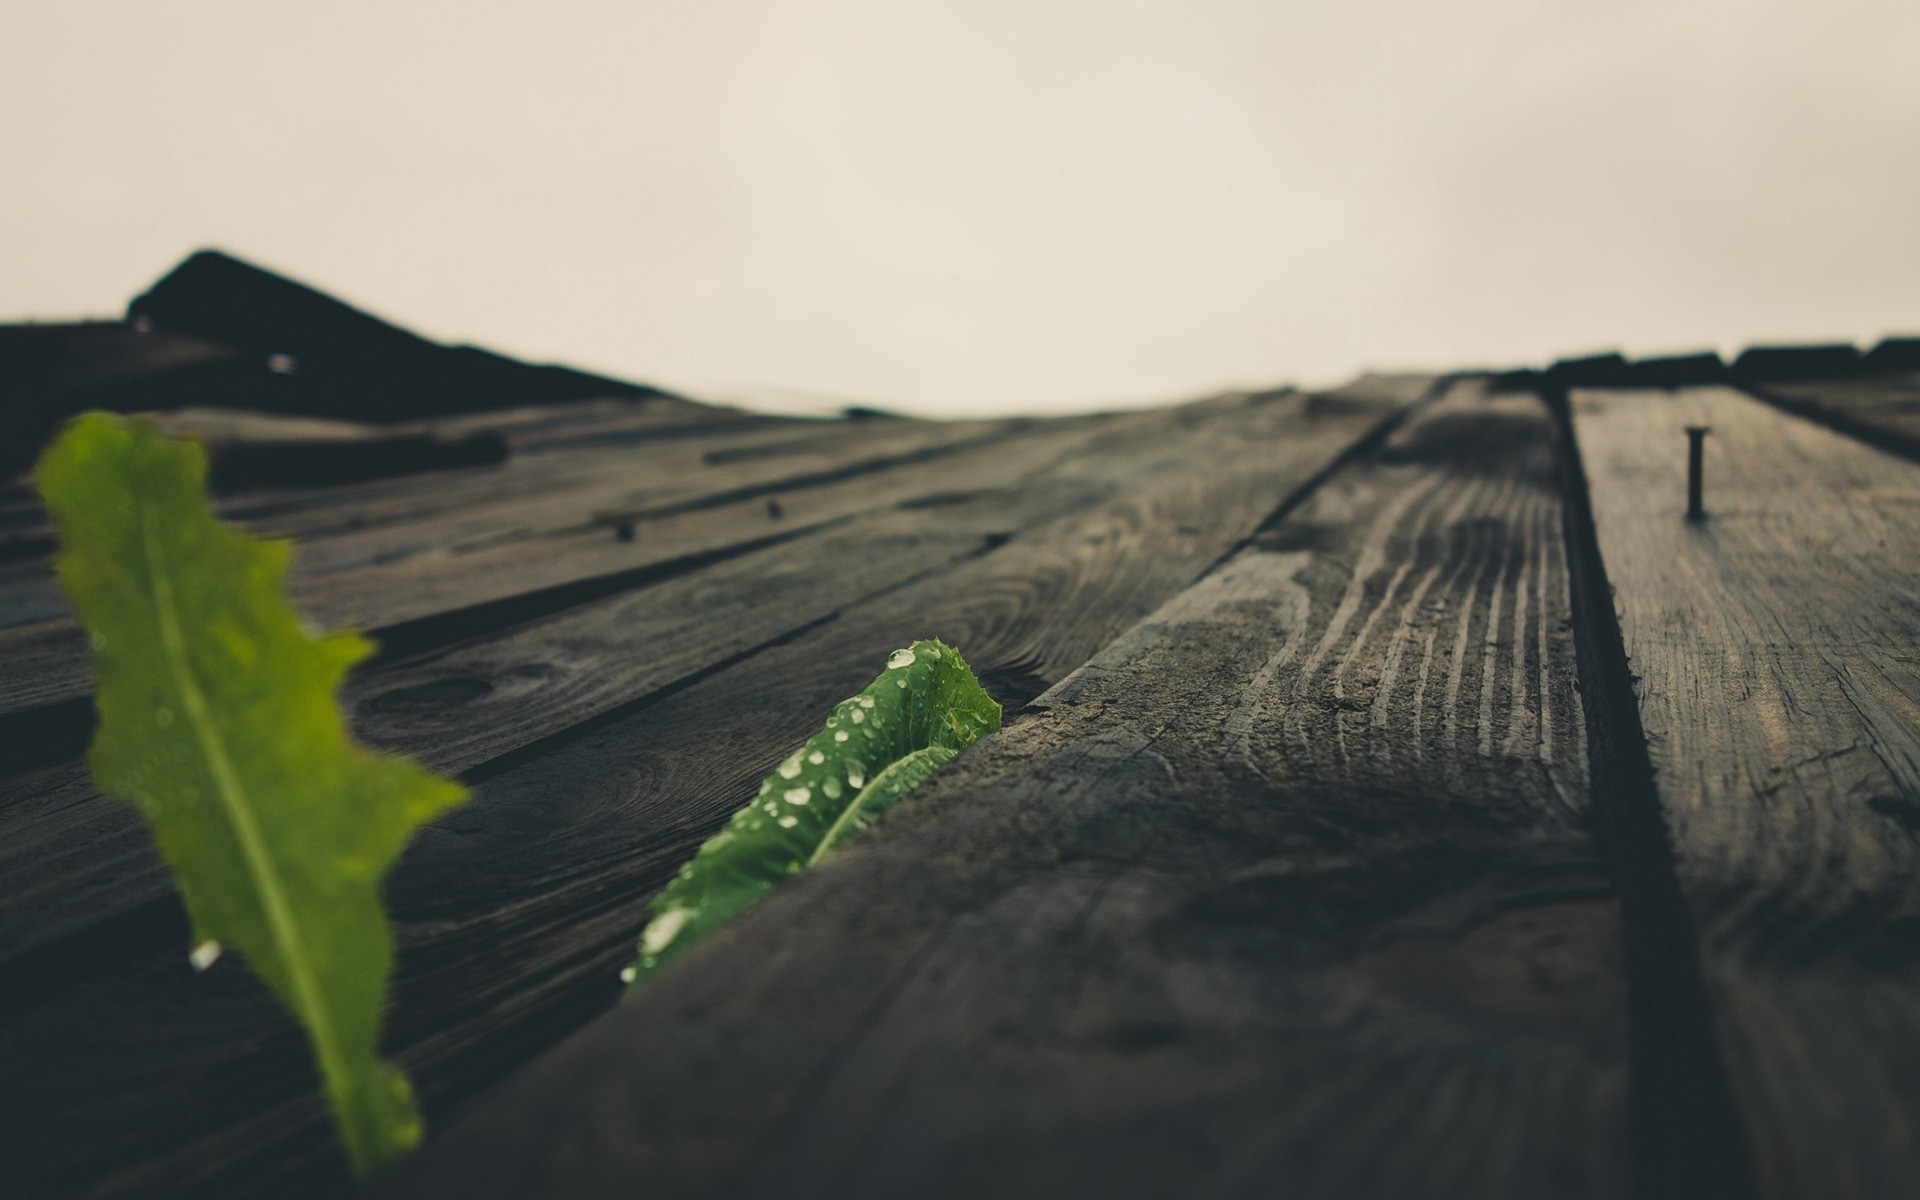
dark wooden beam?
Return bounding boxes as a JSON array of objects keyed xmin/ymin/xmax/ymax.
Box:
[
  {"xmin": 377, "ymin": 381, "xmax": 1629, "ymax": 1200},
  {"xmin": 1573, "ymin": 385, "xmax": 1920, "ymax": 1200}
]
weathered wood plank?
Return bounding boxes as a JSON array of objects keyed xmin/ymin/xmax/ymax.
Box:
[
  {"xmin": 376, "ymin": 382, "xmax": 1630, "ymax": 1200},
  {"xmin": 1571, "ymin": 385, "xmax": 1920, "ymax": 1200},
  {"xmin": 1749, "ymin": 373, "xmax": 1920, "ymax": 463},
  {"xmin": 0, "ymin": 408, "xmax": 1014, "ymax": 635},
  {"xmin": 0, "ymin": 414, "xmax": 1079, "ymax": 789},
  {"xmin": 0, "ymin": 403, "xmax": 1162, "ymax": 960},
  {"xmin": 0, "ymin": 394, "xmax": 771, "ymax": 559},
  {"xmin": 2, "ymin": 381, "xmax": 1422, "ymax": 1200}
]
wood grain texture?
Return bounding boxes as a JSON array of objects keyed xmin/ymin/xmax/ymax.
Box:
[
  {"xmin": 2, "ymin": 381, "xmax": 1418, "ymax": 1199},
  {"xmin": 0, "ymin": 401, "xmax": 1171, "ymax": 961},
  {"xmin": 1751, "ymin": 373, "xmax": 1920, "ymax": 462},
  {"xmin": 1572, "ymin": 385, "xmax": 1920, "ymax": 1200},
  {"xmin": 378, "ymin": 382, "xmax": 1630, "ymax": 1200},
  {"xmin": 0, "ymin": 394, "xmax": 773, "ymax": 570},
  {"xmin": 0, "ymin": 407, "xmax": 1021, "ymax": 648}
]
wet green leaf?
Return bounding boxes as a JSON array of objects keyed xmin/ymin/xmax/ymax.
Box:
[
  {"xmin": 36, "ymin": 413, "xmax": 466, "ymax": 1180},
  {"xmin": 627, "ymin": 638, "xmax": 999, "ymax": 988}
]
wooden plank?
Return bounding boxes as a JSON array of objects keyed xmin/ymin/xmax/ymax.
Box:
[
  {"xmin": 1749, "ymin": 373, "xmax": 1920, "ymax": 463},
  {"xmin": 0, "ymin": 421, "xmax": 1043, "ymax": 786},
  {"xmin": 0, "ymin": 387, "xmax": 1347, "ymax": 955},
  {"xmin": 0, "ymin": 394, "xmax": 771, "ymax": 556},
  {"xmin": 374, "ymin": 382, "xmax": 1630, "ymax": 1200},
  {"xmin": 0, "ymin": 409, "xmax": 1007, "ymax": 633},
  {"xmin": 0, "ymin": 381, "xmax": 1422, "ymax": 1200},
  {"xmin": 1570, "ymin": 385, "xmax": 1920, "ymax": 1200},
  {"xmin": 0, "ymin": 403, "xmax": 1171, "ymax": 960},
  {"xmin": 0, "ymin": 414, "xmax": 1059, "ymax": 760}
]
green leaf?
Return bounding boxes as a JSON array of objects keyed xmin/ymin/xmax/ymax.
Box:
[
  {"xmin": 35, "ymin": 413, "xmax": 466, "ymax": 1180},
  {"xmin": 627, "ymin": 638, "xmax": 999, "ymax": 987}
]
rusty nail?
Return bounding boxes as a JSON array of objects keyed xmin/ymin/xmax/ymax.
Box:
[{"xmin": 1684, "ymin": 426, "xmax": 1710, "ymax": 522}]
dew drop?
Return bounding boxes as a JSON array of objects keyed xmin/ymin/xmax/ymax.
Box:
[
  {"xmin": 822, "ymin": 777, "xmax": 844, "ymax": 800},
  {"xmin": 784, "ymin": 786, "xmax": 812, "ymax": 805},
  {"xmin": 189, "ymin": 940, "xmax": 222, "ymax": 972},
  {"xmin": 896, "ymin": 678, "xmax": 908, "ymax": 689},
  {"xmin": 808, "ymin": 750, "xmax": 825, "ymax": 764},
  {"xmin": 642, "ymin": 907, "xmax": 693, "ymax": 955},
  {"xmin": 777, "ymin": 815, "xmax": 799, "ymax": 828},
  {"xmin": 850, "ymin": 708, "xmax": 865, "ymax": 724},
  {"xmin": 859, "ymin": 696, "xmax": 876, "ymax": 709},
  {"xmin": 847, "ymin": 769, "xmax": 866, "ymax": 789},
  {"xmin": 924, "ymin": 645, "xmax": 942, "ymax": 659},
  {"xmin": 834, "ymin": 730, "xmax": 849, "ymax": 742},
  {"xmin": 777, "ymin": 756, "xmax": 802, "ymax": 779},
  {"xmin": 619, "ymin": 965, "xmax": 638, "ymax": 985},
  {"xmin": 888, "ymin": 648, "xmax": 917, "ymax": 669}
]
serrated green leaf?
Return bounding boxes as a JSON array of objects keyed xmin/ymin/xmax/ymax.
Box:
[
  {"xmin": 35, "ymin": 412, "xmax": 466, "ymax": 1180},
  {"xmin": 627, "ymin": 638, "xmax": 999, "ymax": 988}
]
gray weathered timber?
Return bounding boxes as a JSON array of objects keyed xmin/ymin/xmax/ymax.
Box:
[
  {"xmin": 378, "ymin": 382, "xmax": 1630, "ymax": 1200},
  {"xmin": 0, "ymin": 395, "xmax": 782, "ymax": 595},
  {"xmin": 0, "ymin": 398, "xmax": 1212, "ymax": 960},
  {"xmin": 0, "ymin": 397, "xmax": 1244, "ymax": 960},
  {"xmin": 0, "ymin": 408, "xmax": 1026, "ymax": 668},
  {"xmin": 1750, "ymin": 373, "xmax": 1920, "ymax": 462},
  {"xmin": 0, "ymin": 415, "xmax": 1082, "ymax": 756},
  {"xmin": 0, "ymin": 402, "xmax": 806, "ymax": 630},
  {"xmin": 3, "ymin": 382, "xmax": 1418, "ymax": 1199},
  {"xmin": 1573, "ymin": 385, "xmax": 1920, "ymax": 1200}
]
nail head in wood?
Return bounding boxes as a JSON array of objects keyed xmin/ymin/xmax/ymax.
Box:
[{"xmin": 1684, "ymin": 425, "xmax": 1710, "ymax": 522}]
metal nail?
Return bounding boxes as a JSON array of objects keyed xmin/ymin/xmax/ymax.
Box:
[{"xmin": 1684, "ymin": 426, "xmax": 1710, "ymax": 522}]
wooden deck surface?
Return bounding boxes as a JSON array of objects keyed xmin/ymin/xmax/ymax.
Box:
[{"xmin": 4, "ymin": 362, "xmax": 1919, "ymax": 1200}]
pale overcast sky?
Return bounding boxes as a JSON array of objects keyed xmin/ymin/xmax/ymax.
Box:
[{"xmin": 7, "ymin": 2, "xmax": 1918, "ymax": 414}]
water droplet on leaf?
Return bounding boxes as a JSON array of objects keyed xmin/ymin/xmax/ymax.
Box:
[{"xmin": 642, "ymin": 907, "xmax": 693, "ymax": 955}]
